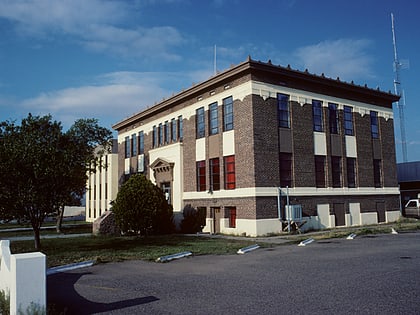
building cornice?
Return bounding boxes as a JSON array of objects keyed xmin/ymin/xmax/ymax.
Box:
[{"xmin": 113, "ymin": 57, "xmax": 399, "ymax": 131}]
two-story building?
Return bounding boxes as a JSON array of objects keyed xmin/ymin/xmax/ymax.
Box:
[{"xmin": 112, "ymin": 57, "xmax": 401, "ymax": 236}]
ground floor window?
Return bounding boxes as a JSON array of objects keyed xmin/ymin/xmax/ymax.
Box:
[{"xmin": 226, "ymin": 206, "xmax": 237, "ymax": 228}]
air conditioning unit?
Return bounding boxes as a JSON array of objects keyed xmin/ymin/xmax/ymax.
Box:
[{"xmin": 285, "ymin": 205, "xmax": 302, "ymax": 222}]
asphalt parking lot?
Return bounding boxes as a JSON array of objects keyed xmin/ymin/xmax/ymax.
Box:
[{"xmin": 47, "ymin": 232, "xmax": 420, "ymax": 315}]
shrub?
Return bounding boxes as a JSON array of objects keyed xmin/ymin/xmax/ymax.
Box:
[
  {"xmin": 112, "ymin": 174, "xmax": 174, "ymax": 235},
  {"xmin": 180, "ymin": 205, "xmax": 205, "ymax": 234},
  {"xmin": 0, "ymin": 290, "xmax": 10, "ymax": 315}
]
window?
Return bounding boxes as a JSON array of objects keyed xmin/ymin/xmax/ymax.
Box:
[
  {"xmin": 209, "ymin": 102, "xmax": 218, "ymax": 135},
  {"xmin": 226, "ymin": 207, "xmax": 236, "ymax": 228},
  {"xmin": 373, "ymin": 159, "xmax": 382, "ymax": 187},
  {"xmin": 278, "ymin": 93, "xmax": 290, "ymax": 128},
  {"xmin": 279, "ymin": 153, "xmax": 292, "ymax": 187},
  {"xmin": 331, "ymin": 156, "xmax": 342, "ymax": 188},
  {"xmin": 164, "ymin": 121, "xmax": 170, "ymax": 144},
  {"xmin": 329, "ymin": 103, "xmax": 339, "ymax": 134},
  {"xmin": 312, "ymin": 100, "xmax": 323, "ymax": 132},
  {"xmin": 224, "ymin": 155, "xmax": 235, "ymax": 190},
  {"xmin": 344, "ymin": 106, "xmax": 354, "ymax": 136},
  {"xmin": 347, "ymin": 158, "xmax": 356, "ymax": 188},
  {"xmin": 159, "ymin": 123, "xmax": 163, "ymax": 145},
  {"xmin": 196, "ymin": 107, "xmax": 205, "ymax": 138},
  {"xmin": 124, "ymin": 136, "xmax": 130, "ymax": 158},
  {"xmin": 315, "ymin": 156, "xmax": 326, "ymax": 188},
  {"xmin": 178, "ymin": 115, "xmax": 183, "ymax": 141},
  {"xmin": 139, "ymin": 131, "xmax": 144, "ymax": 154},
  {"xmin": 196, "ymin": 161, "xmax": 206, "ymax": 192},
  {"xmin": 209, "ymin": 158, "xmax": 220, "ymax": 191},
  {"xmin": 152, "ymin": 125, "xmax": 157, "ymax": 148},
  {"xmin": 131, "ymin": 134, "xmax": 137, "ymax": 156},
  {"xmin": 223, "ymin": 96, "xmax": 234, "ymax": 131},
  {"xmin": 370, "ymin": 111, "xmax": 379, "ymax": 139},
  {"xmin": 171, "ymin": 118, "xmax": 177, "ymax": 142}
]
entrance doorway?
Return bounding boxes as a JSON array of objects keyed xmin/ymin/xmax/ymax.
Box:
[
  {"xmin": 161, "ymin": 182, "xmax": 171, "ymax": 205},
  {"xmin": 211, "ymin": 207, "xmax": 221, "ymax": 234},
  {"xmin": 333, "ymin": 203, "xmax": 346, "ymax": 226}
]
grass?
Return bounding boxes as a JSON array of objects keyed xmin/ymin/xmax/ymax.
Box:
[
  {"xmin": 10, "ymin": 234, "xmax": 259, "ymax": 268},
  {"xmin": 0, "ymin": 224, "xmax": 92, "ymax": 239}
]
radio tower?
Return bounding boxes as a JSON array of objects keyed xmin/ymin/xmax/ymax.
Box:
[{"xmin": 391, "ymin": 13, "xmax": 408, "ymax": 162}]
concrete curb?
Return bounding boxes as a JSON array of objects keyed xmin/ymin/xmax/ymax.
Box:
[
  {"xmin": 156, "ymin": 251, "xmax": 192, "ymax": 263},
  {"xmin": 47, "ymin": 260, "xmax": 96, "ymax": 276},
  {"xmin": 298, "ymin": 238, "xmax": 315, "ymax": 246},
  {"xmin": 237, "ymin": 244, "xmax": 260, "ymax": 254},
  {"xmin": 347, "ymin": 233, "xmax": 357, "ymax": 240}
]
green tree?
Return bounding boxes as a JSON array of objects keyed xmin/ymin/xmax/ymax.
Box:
[
  {"xmin": 0, "ymin": 114, "xmax": 112, "ymax": 249},
  {"xmin": 112, "ymin": 174, "xmax": 174, "ymax": 235}
]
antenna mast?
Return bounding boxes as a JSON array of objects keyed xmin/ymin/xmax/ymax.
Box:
[{"xmin": 391, "ymin": 13, "xmax": 408, "ymax": 162}]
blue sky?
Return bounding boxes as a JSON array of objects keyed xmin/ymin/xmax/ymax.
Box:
[{"xmin": 0, "ymin": 0, "xmax": 418, "ymax": 162}]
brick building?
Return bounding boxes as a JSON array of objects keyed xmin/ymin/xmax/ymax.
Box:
[{"xmin": 112, "ymin": 57, "xmax": 401, "ymax": 236}]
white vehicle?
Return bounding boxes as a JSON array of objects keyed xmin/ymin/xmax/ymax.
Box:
[{"xmin": 404, "ymin": 199, "xmax": 420, "ymax": 219}]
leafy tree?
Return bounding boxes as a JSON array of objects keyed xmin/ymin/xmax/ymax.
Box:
[
  {"xmin": 112, "ymin": 174, "xmax": 174, "ymax": 235},
  {"xmin": 0, "ymin": 114, "xmax": 112, "ymax": 249}
]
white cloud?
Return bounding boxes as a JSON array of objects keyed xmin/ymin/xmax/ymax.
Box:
[
  {"xmin": 19, "ymin": 71, "xmax": 199, "ymax": 129},
  {"xmin": 294, "ymin": 39, "xmax": 375, "ymax": 82},
  {"xmin": 0, "ymin": 0, "xmax": 184, "ymax": 60}
]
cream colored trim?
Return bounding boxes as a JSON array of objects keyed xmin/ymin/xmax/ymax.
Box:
[
  {"xmin": 183, "ymin": 186, "xmax": 399, "ymax": 200},
  {"xmin": 314, "ymin": 132, "xmax": 327, "ymax": 155},
  {"xmin": 196, "ymin": 138, "xmax": 206, "ymax": 161},
  {"xmin": 223, "ymin": 130, "xmax": 235, "ymax": 156},
  {"xmin": 118, "ymin": 79, "xmax": 394, "ymax": 141},
  {"xmin": 251, "ymin": 81, "xmax": 394, "ymax": 120},
  {"xmin": 345, "ymin": 136, "xmax": 357, "ymax": 158}
]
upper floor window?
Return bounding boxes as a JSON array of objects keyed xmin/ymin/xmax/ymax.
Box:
[
  {"xmin": 178, "ymin": 115, "xmax": 183, "ymax": 141},
  {"xmin": 152, "ymin": 125, "xmax": 157, "ymax": 148},
  {"xmin": 131, "ymin": 134, "xmax": 137, "ymax": 156},
  {"xmin": 344, "ymin": 106, "xmax": 354, "ymax": 136},
  {"xmin": 224, "ymin": 155, "xmax": 236, "ymax": 190},
  {"xmin": 328, "ymin": 103, "xmax": 339, "ymax": 134},
  {"xmin": 370, "ymin": 111, "xmax": 379, "ymax": 139},
  {"xmin": 209, "ymin": 158, "xmax": 220, "ymax": 191},
  {"xmin": 223, "ymin": 96, "xmax": 234, "ymax": 131},
  {"xmin": 196, "ymin": 107, "xmax": 205, "ymax": 138},
  {"xmin": 159, "ymin": 123, "xmax": 164, "ymax": 145},
  {"xmin": 164, "ymin": 121, "xmax": 170, "ymax": 144},
  {"xmin": 209, "ymin": 102, "xmax": 219, "ymax": 135},
  {"xmin": 196, "ymin": 161, "xmax": 206, "ymax": 192},
  {"xmin": 171, "ymin": 118, "xmax": 177, "ymax": 142},
  {"xmin": 124, "ymin": 136, "xmax": 130, "ymax": 158},
  {"xmin": 315, "ymin": 155, "xmax": 326, "ymax": 188},
  {"xmin": 139, "ymin": 131, "xmax": 144, "ymax": 154},
  {"xmin": 278, "ymin": 93, "xmax": 290, "ymax": 128},
  {"xmin": 312, "ymin": 100, "xmax": 323, "ymax": 132}
]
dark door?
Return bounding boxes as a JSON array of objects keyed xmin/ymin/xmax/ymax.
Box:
[
  {"xmin": 376, "ymin": 201, "xmax": 385, "ymax": 223},
  {"xmin": 333, "ymin": 203, "xmax": 345, "ymax": 226}
]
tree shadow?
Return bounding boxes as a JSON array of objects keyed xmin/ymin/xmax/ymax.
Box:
[{"xmin": 47, "ymin": 272, "xmax": 159, "ymax": 314}]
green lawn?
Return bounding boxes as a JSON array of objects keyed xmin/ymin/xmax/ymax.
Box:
[{"xmin": 9, "ymin": 234, "xmax": 260, "ymax": 268}]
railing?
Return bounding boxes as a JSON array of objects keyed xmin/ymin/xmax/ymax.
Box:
[{"xmin": 0, "ymin": 240, "xmax": 46, "ymax": 314}]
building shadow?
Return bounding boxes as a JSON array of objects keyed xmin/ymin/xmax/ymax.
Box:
[{"xmin": 47, "ymin": 272, "xmax": 159, "ymax": 315}]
